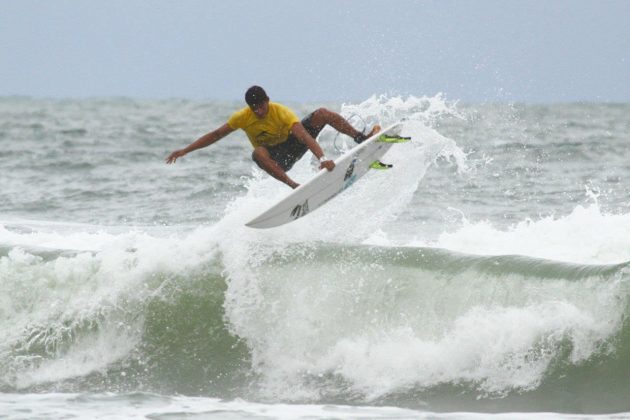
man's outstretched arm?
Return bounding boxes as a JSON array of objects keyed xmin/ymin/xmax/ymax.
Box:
[{"xmin": 166, "ymin": 123, "xmax": 235, "ymax": 164}]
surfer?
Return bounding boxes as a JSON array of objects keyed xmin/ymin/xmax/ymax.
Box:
[{"xmin": 165, "ymin": 86, "xmax": 380, "ymax": 189}]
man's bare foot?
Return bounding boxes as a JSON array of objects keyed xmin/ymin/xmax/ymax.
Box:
[
  {"xmin": 367, "ymin": 124, "xmax": 381, "ymax": 137},
  {"xmin": 354, "ymin": 124, "xmax": 381, "ymax": 144}
]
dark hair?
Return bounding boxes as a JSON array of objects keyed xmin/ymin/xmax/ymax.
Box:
[{"xmin": 245, "ymin": 85, "xmax": 269, "ymax": 107}]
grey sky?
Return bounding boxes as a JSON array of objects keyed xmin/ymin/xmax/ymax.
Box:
[{"xmin": 2, "ymin": 0, "xmax": 629, "ymax": 103}]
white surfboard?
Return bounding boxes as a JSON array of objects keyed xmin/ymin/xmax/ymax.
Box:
[{"xmin": 246, "ymin": 122, "xmax": 408, "ymax": 229}]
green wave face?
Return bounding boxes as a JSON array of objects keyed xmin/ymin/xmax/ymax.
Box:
[{"xmin": 1, "ymin": 243, "xmax": 629, "ymax": 413}]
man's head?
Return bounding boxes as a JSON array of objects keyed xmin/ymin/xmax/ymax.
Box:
[{"xmin": 245, "ymin": 85, "xmax": 269, "ymax": 118}]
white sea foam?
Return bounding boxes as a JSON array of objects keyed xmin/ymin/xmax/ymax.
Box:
[
  {"xmin": 426, "ymin": 202, "xmax": 630, "ymax": 265},
  {"xmin": 1, "ymin": 391, "xmax": 625, "ymax": 420},
  {"xmin": 219, "ymin": 242, "xmax": 626, "ymax": 400},
  {"xmin": 0, "ymin": 222, "xmax": 222, "ymax": 388}
]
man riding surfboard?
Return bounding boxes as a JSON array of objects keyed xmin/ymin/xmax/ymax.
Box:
[{"xmin": 166, "ymin": 86, "xmax": 380, "ymax": 189}]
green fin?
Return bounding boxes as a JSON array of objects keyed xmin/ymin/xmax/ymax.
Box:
[
  {"xmin": 378, "ymin": 134, "xmax": 411, "ymax": 143},
  {"xmin": 370, "ymin": 161, "xmax": 393, "ymax": 170}
]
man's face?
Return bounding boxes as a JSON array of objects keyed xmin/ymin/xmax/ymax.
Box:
[{"xmin": 250, "ymin": 100, "xmax": 269, "ymax": 119}]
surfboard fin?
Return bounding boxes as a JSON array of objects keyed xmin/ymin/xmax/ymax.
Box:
[
  {"xmin": 370, "ymin": 161, "xmax": 393, "ymax": 170},
  {"xmin": 378, "ymin": 134, "xmax": 411, "ymax": 143}
]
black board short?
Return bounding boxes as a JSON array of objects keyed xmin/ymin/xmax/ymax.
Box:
[{"xmin": 263, "ymin": 112, "xmax": 324, "ymax": 171}]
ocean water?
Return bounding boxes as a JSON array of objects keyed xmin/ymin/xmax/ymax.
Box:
[{"xmin": 1, "ymin": 95, "xmax": 629, "ymax": 419}]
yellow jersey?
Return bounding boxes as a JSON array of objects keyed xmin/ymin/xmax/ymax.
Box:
[{"xmin": 227, "ymin": 102, "xmax": 300, "ymax": 148}]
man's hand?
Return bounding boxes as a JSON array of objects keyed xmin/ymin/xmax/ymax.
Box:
[
  {"xmin": 319, "ymin": 159, "xmax": 335, "ymax": 171},
  {"xmin": 165, "ymin": 149, "xmax": 187, "ymax": 164},
  {"xmin": 165, "ymin": 124, "xmax": 235, "ymax": 165}
]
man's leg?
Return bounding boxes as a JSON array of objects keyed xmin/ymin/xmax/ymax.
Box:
[
  {"xmin": 307, "ymin": 108, "xmax": 380, "ymax": 143},
  {"xmin": 252, "ymin": 147, "xmax": 300, "ymax": 189}
]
